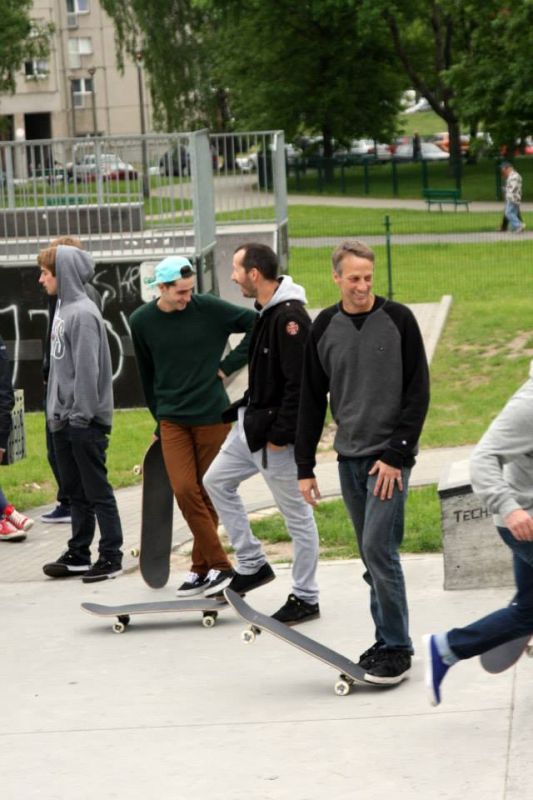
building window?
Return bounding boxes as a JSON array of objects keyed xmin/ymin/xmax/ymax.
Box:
[
  {"xmin": 72, "ymin": 77, "xmax": 93, "ymax": 107},
  {"xmin": 66, "ymin": 0, "xmax": 90, "ymax": 12},
  {"xmin": 68, "ymin": 37, "xmax": 92, "ymax": 69},
  {"xmin": 24, "ymin": 59, "xmax": 49, "ymax": 79}
]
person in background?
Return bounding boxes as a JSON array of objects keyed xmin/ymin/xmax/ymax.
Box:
[{"xmin": 0, "ymin": 333, "xmax": 34, "ymax": 541}]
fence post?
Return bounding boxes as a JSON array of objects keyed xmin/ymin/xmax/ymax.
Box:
[
  {"xmin": 420, "ymin": 159, "xmax": 428, "ymax": 190},
  {"xmin": 391, "ymin": 159, "xmax": 398, "ymax": 196},
  {"xmin": 385, "ymin": 214, "xmax": 393, "ymax": 300},
  {"xmin": 363, "ymin": 161, "xmax": 370, "ymax": 194}
]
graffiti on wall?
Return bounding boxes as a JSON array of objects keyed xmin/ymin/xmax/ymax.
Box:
[{"xmin": 0, "ymin": 262, "xmax": 146, "ymax": 411}]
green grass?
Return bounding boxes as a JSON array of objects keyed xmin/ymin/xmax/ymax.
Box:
[
  {"xmin": 289, "ymin": 240, "xmax": 533, "ymax": 448},
  {"xmin": 3, "ymin": 409, "xmax": 155, "ymax": 512},
  {"xmin": 250, "ymin": 485, "xmax": 441, "ymax": 559},
  {"xmin": 397, "ymin": 111, "xmax": 445, "ymax": 138},
  {"xmin": 287, "ymin": 205, "xmax": 509, "ymax": 237},
  {"xmin": 287, "ymin": 156, "xmax": 533, "ymax": 202}
]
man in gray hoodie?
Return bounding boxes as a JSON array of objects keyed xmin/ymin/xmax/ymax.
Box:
[
  {"xmin": 203, "ymin": 243, "xmax": 319, "ymax": 623},
  {"xmin": 424, "ymin": 360, "xmax": 533, "ymax": 705},
  {"xmin": 39, "ymin": 245, "xmax": 123, "ymax": 581}
]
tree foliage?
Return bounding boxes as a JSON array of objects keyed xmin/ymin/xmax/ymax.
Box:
[{"xmin": 0, "ymin": 0, "xmax": 52, "ymax": 94}]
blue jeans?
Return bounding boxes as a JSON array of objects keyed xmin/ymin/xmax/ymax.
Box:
[
  {"xmin": 53, "ymin": 423, "xmax": 123, "ymax": 562},
  {"xmin": 338, "ymin": 457, "xmax": 412, "ymax": 651},
  {"xmin": 446, "ymin": 527, "xmax": 533, "ymax": 660},
  {"xmin": 505, "ymin": 201, "xmax": 522, "ymax": 231}
]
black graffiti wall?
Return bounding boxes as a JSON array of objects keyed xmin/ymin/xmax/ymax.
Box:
[{"xmin": 0, "ymin": 262, "xmax": 145, "ymax": 411}]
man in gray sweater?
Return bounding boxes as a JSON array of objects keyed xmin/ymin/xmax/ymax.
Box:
[
  {"xmin": 424, "ymin": 361, "xmax": 533, "ymax": 705},
  {"xmin": 39, "ymin": 245, "xmax": 123, "ymax": 582}
]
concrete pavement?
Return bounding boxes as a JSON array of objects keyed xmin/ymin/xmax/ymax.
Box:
[{"xmin": 2, "ymin": 293, "xmax": 529, "ymax": 799}]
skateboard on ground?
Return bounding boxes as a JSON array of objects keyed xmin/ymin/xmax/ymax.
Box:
[
  {"xmin": 480, "ymin": 634, "xmax": 533, "ymax": 673},
  {"xmin": 135, "ymin": 438, "xmax": 174, "ymax": 589},
  {"xmin": 81, "ymin": 599, "xmax": 227, "ymax": 634},
  {"xmin": 224, "ymin": 588, "xmax": 387, "ymax": 696}
]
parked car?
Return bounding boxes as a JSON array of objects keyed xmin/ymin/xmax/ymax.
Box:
[
  {"xmin": 73, "ymin": 153, "xmax": 138, "ymax": 181},
  {"xmin": 159, "ymin": 145, "xmax": 219, "ymax": 177},
  {"xmin": 393, "ymin": 141, "xmax": 449, "ymax": 161},
  {"xmin": 432, "ymin": 132, "xmax": 471, "ymax": 155}
]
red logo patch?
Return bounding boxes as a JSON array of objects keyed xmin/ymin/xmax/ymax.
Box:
[{"xmin": 286, "ymin": 321, "xmax": 299, "ymax": 336}]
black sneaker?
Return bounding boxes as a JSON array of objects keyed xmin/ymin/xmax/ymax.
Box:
[
  {"xmin": 228, "ymin": 562, "xmax": 276, "ymax": 594},
  {"xmin": 358, "ymin": 641, "xmax": 385, "ymax": 669},
  {"xmin": 176, "ymin": 571, "xmax": 209, "ymax": 597},
  {"xmin": 204, "ymin": 568, "xmax": 235, "ymax": 597},
  {"xmin": 43, "ymin": 551, "xmax": 91, "ymax": 578},
  {"xmin": 364, "ymin": 648, "xmax": 411, "ymax": 685},
  {"xmin": 40, "ymin": 504, "xmax": 71, "ymax": 524},
  {"xmin": 82, "ymin": 557, "xmax": 123, "ymax": 583},
  {"xmin": 271, "ymin": 593, "xmax": 320, "ymax": 626}
]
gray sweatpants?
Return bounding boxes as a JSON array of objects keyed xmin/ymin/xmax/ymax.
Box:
[{"xmin": 203, "ymin": 425, "xmax": 319, "ymax": 604}]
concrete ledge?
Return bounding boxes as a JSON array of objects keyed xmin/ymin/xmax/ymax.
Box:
[{"xmin": 438, "ymin": 459, "xmax": 514, "ymax": 590}]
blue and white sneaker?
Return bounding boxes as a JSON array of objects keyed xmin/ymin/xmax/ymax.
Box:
[{"xmin": 423, "ymin": 634, "xmax": 450, "ymax": 706}]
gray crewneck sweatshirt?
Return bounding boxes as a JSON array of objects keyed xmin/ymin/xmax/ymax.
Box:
[
  {"xmin": 47, "ymin": 245, "xmax": 113, "ymax": 432},
  {"xmin": 470, "ymin": 360, "xmax": 533, "ymax": 526}
]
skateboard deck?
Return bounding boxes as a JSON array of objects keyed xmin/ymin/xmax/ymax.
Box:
[
  {"xmin": 81, "ymin": 599, "xmax": 227, "ymax": 633},
  {"xmin": 480, "ymin": 634, "xmax": 533, "ymax": 674},
  {"xmin": 139, "ymin": 438, "xmax": 174, "ymax": 589},
  {"xmin": 224, "ymin": 588, "xmax": 385, "ymax": 696}
]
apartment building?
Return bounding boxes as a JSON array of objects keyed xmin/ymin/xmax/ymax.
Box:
[{"xmin": 0, "ymin": 0, "xmax": 152, "ymax": 144}]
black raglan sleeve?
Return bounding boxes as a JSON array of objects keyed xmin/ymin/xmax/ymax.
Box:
[
  {"xmin": 381, "ymin": 304, "xmax": 430, "ymax": 467},
  {"xmin": 295, "ymin": 312, "xmax": 332, "ymax": 479}
]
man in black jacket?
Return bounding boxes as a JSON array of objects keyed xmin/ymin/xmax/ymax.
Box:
[
  {"xmin": 203, "ymin": 243, "xmax": 319, "ymax": 624},
  {"xmin": 296, "ymin": 240, "xmax": 430, "ymax": 684}
]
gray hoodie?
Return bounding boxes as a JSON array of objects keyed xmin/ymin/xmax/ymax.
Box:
[
  {"xmin": 47, "ymin": 246, "xmax": 113, "ymax": 432},
  {"xmin": 470, "ymin": 360, "xmax": 533, "ymax": 526}
]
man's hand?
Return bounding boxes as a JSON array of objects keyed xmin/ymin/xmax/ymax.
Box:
[
  {"xmin": 504, "ymin": 509, "xmax": 533, "ymax": 541},
  {"xmin": 369, "ymin": 460, "xmax": 403, "ymax": 500},
  {"xmin": 299, "ymin": 478, "xmax": 321, "ymax": 506},
  {"xmin": 0, "ymin": 448, "xmax": 5, "ymax": 465},
  {"xmin": 267, "ymin": 442, "xmax": 287, "ymax": 451},
  {"xmin": 217, "ymin": 368, "xmax": 227, "ymax": 380}
]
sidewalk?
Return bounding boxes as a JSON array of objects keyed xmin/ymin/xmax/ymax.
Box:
[{"xmin": 3, "ymin": 294, "xmax": 526, "ymax": 800}]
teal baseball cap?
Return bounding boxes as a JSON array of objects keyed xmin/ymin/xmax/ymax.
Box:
[{"xmin": 144, "ymin": 255, "xmax": 195, "ymax": 287}]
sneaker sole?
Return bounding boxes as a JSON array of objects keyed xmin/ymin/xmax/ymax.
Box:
[
  {"xmin": 176, "ymin": 585, "xmax": 208, "ymax": 597},
  {"xmin": 0, "ymin": 533, "xmax": 27, "ymax": 543},
  {"xmin": 43, "ymin": 564, "xmax": 90, "ymax": 578},
  {"xmin": 82, "ymin": 569, "xmax": 123, "ymax": 583},
  {"xmin": 272, "ymin": 611, "xmax": 320, "ymax": 627},
  {"xmin": 363, "ymin": 668, "xmax": 410, "ymax": 686},
  {"xmin": 40, "ymin": 517, "xmax": 71, "ymax": 524},
  {"xmin": 422, "ymin": 634, "xmax": 440, "ymax": 706},
  {"xmin": 229, "ymin": 573, "xmax": 276, "ymax": 595},
  {"xmin": 204, "ymin": 575, "xmax": 234, "ymax": 598}
]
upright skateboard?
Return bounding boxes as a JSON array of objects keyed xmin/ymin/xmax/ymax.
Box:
[
  {"xmin": 138, "ymin": 438, "xmax": 174, "ymax": 588},
  {"xmin": 480, "ymin": 634, "xmax": 533, "ymax": 673},
  {"xmin": 81, "ymin": 599, "xmax": 227, "ymax": 633},
  {"xmin": 224, "ymin": 589, "xmax": 388, "ymax": 696}
]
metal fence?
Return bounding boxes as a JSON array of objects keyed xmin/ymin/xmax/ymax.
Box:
[{"xmin": 0, "ymin": 130, "xmax": 287, "ymax": 273}]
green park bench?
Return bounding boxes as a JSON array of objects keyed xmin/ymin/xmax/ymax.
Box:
[
  {"xmin": 422, "ymin": 188, "xmax": 470, "ymax": 211},
  {"xmin": 44, "ymin": 195, "xmax": 85, "ymax": 206}
]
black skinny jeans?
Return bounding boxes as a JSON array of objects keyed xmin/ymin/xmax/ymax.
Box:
[{"xmin": 52, "ymin": 423, "xmax": 123, "ymax": 562}]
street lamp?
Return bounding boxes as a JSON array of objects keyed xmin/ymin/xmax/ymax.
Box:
[
  {"xmin": 135, "ymin": 50, "xmax": 150, "ymax": 199},
  {"xmin": 87, "ymin": 66, "xmax": 98, "ymax": 135}
]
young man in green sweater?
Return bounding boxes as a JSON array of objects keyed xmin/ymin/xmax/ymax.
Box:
[{"xmin": 130, "ymin": 255, "xmax": 256, "ymax": 596}]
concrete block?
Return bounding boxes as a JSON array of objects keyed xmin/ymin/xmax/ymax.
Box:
[{"xmin": 438, "ymin": 459, "xmax": 514, "ymax": 590}]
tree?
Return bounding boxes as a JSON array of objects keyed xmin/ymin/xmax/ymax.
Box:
[
  {"xmin": 208, "ymin": 0, "xmax": 406, "ymax": 157},
  {"xmin": 447, "ymin": 0, "xmax": 533, "ymax": 153},
  {"xmin": 0, "ymin": 0, "xmax": 52, "ymax": 95},
  {"xmin": 100, "ymin": 0, "xmax": 219, "ymax": 131}
]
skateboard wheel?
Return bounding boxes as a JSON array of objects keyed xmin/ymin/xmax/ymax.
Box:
[
  {"xmin": 113, "ymin": 621, "xmax": 126, "ymax": 634},
  {"xmin": 130, "ymin": 547, "xmax": 140, "ymax": 558},
  {"xmin": 334, "ymin": 679, "xmax": 351, "ymax": 696},
  {"xmin": 202, "ymin": 613, "xmax": 216, "ymax": 628},
  {"xmin": 132, "ymin": 464, "xmax": 142, "ymax": 475},
  {"xmin": 241, "ymin": 628, "xmax": 256, "ymax": 644}
]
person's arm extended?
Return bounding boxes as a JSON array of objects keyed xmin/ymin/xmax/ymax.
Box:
[{"xmin": 219, "ymin": 303, "xmax": 257, "ymax": 376}]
